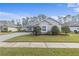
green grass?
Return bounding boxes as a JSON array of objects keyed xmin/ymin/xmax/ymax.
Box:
[
  {"xmin": 0, "ymin": 48, "xmax": 79, "ymax": 56},
  {"xmin": 0, "ymin": 32, "xmax": 14, "ymax": 35},
  {"xmin": 5, "ymin": 33, "xmax": 79, "ymax": 42}
]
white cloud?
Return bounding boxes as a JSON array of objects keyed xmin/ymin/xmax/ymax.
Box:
[
  {"xmin": 0, "ymin": 12, "xmax": 18, "ymax": 24},
  {"xmin": 0, "ymin": 12, "xmax": 15, "ymax": 16},
  {"xmin": 0, "ymin": 11, "xmax": 28, "ymax": 20},
  {"xmin": 67, "ymin": 3, "xmax": 78, "ymax": 7},
  {"xmin": 73, "ymin": 7, "xmax": 79, "ymax": 12},
  {"xmin": 67, "ymin": 3, "xmax": 79, "ymax": 13},
  {"xmin": 51, "ymin": 16, "xmax": 58, "ymax": 20}
]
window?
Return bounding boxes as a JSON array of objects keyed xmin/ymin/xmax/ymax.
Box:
[{"xmin": 42, "ymin": 26, "xmax": 46, "ymax": 31}]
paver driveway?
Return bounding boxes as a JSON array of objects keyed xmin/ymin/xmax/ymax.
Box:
[{"xmin": 0, "ymin": 32, "xmax": 31, "ymax": 41}]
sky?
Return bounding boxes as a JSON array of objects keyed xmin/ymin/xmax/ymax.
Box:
[{"xmin": 0, "ymin": 3, "xmax": 79, "ymax": 20}]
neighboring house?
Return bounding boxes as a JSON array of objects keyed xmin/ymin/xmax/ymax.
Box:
[
  {"xmin": 69, "ymin": 26, "xmax": 79, "ymax": 32},
  {"xmin": 0, "ymin": 21, "xmax": 18, "ymax": 32},
  {"xmin": 62, "ymin": 21, "xmax": 79, "ymax": 32},
  {"xmin": 22, "ymin": 15, "xmax": 61, "ymax": 33},
  {"xmin": 58, "ymin": 14, "xmax": 79, "ymax": 32}
]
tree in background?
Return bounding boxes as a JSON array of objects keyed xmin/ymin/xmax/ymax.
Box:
[
  {"xmin": 38, "ymin": 14, "xmax": 46, "ymax": 21},
  {"xmin": 22, "ymin": 17, "xmax": 29, "ymax": 27},
  {"xmin": 16, "ymin": 19, "xmax": 22, "ymax": 32},
  {"xmin": 11, "ymin": 19, "xmax": 15, "ymax": 24}
]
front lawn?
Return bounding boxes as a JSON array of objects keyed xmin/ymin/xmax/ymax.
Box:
[
  {"xmin": 0, "ymin": 32, "xmax": 14, "ymax": 35},
  {"xmin": 5, "ymin": 33, "xmax": 79, "ymax": 42},
  {"xmin": 0, "ymin": 48, "xmax": 79, "ymax": 56}
]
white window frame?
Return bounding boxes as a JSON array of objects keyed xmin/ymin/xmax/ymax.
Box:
[{"xmin": 42, "ymin": 26, "xmax": 46, "ymax": 31}]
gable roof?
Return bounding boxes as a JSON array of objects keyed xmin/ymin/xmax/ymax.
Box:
[
  {"xmin": 47, "ymin": 17, "xmax": 61, "ymax": 25},
  {"xmin": 62, "ymin": 21, "xmax": 79, "ymax": 27},
  {"xmin": 27, "ymin": 17, "xmax": 61, "ymax": 26},
  {"xmin": 33, "ymin": 19, "xmax": 52, "ymax": 26}
]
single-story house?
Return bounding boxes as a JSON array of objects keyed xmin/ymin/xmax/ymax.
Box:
[
  {"xmin": 69, "ymin": 26, "xmax": 79, "ymax": 32},
  {"xmin": 23, "ymin": 16, "xmax": 61, "ymax": 33},
  {"xmin": 0, "ymin": 21, "xmax": 18, "ymax": 32},
  {"xmin": 62, "ymin": 21, "xmax": 79, "ymax": 32}
]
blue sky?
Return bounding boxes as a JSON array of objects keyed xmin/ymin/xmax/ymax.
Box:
[{"xmin": 0, "ymin": 3, "xmax": 79, "ymax": 20}]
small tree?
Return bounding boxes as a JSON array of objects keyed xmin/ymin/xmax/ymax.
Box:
[
  {"xmin": 51, "ymin": 26, "xmax": 60, "ymax": 35},
  {"xmin": 33, "ymin": 26, "xmax": 41, "ymax": 36},
  {"xmin": 74, "ymin": 30, "xmax": 78, "ymax": 33},
  {"xmin": 3, "ymin": 28, "xmax": 8, "ymax": 32},
  {"xmin": 61, "ymin": 26, "xmax": 70, "ymax": 34},
  {"xmin": 17, "ymin": 28, "xmax": 21, "ymax": 32}
]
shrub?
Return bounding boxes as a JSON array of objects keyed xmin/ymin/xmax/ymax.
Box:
[
  {"xmin": 33, "ymin": 26, "xmax": 41, "ymax": 36},
  {"xmin": 74, "ymin": 30, "xmax": 78, "ymax": 33},
  {"xmin": 51, "ymin": 26, "xmax": 60, "ymax": 35},
  {"xmin": 61, "ymin": 26, "xmax": 70, "ymax": 34},
  {"xmin": 17, "ymin": 28, "xmax": 22, "ymax": 32},
  {"xmin": 22, "ymin": 29, "xmax": 26, "ymax": 32},
  {"xmin": 9, "ymin": 30, "xmax": 12, "ymax": 32},
  {"xmin": 1, "ymin": 28, "xmax": 8, "ymax": 32},
  {"xmin": 46, "ymin": 31, "xmax": 51, "ymax": 35}
]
